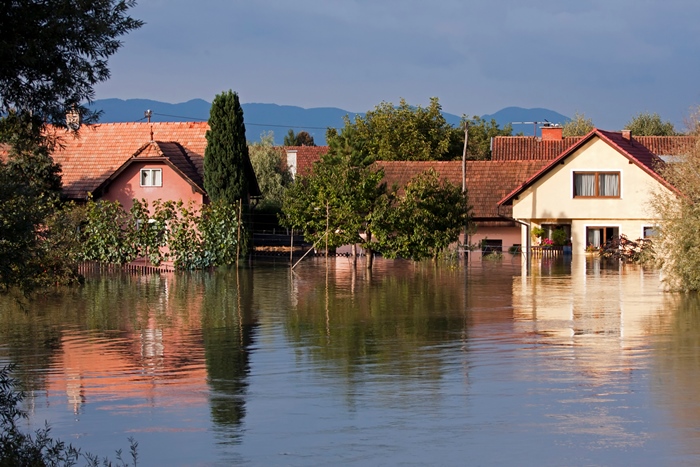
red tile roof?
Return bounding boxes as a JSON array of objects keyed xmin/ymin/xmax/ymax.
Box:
[
  {"xmin": 498, "ymin": 129, "xmax": 680, "ymax": 206},
  {"xmin": 284, "ymin": 145, "xmax": 329, "ymax": 176},
  {"xmin": 374, "ymin": 160, "xmax": 547, "ymax": 220},
  {"xmin": 50, "ymin": 122, "xmax": 260, "ymax": 200},
  {"xmin": 100, "ymin": 141, "xmax": 205, "ymax": 195},
  {"xmin": 53, "ymin": 122, "xmax": 208, "ymax": 199},
  {"xmin": 492, "ymin": 134, "xmax": 694, "ymax": 161},
  {"xmin": 492, "ymin": 136, "xmax": 581, "ymax": 161}
]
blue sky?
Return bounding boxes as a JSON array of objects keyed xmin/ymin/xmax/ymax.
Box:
[{"xmin": 95, "ymin": 0, "xmax": 700, "ymax": 130}]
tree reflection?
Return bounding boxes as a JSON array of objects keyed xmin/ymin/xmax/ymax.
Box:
[{"xmin": 201, "ymin": 267, "xmax": 256, "ymax": 443}]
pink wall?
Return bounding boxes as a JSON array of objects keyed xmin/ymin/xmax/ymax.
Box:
[
  {"xmin": 101, "ymin": 161, "xmax": 205, "ymax": 212},
  {"xmin": 468, "ymin": 225, "xmax": 522, "ymax": 250}
]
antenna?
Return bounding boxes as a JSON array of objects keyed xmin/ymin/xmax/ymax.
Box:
[
  {"xmin": 511, "ymin": 120, "xmax": 556, "ymax": 137},
  {"xmin": 145, "ymin": 109, "xmax": 153, "ymax": 141}
]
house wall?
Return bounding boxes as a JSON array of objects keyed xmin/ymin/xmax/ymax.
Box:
[
  {"xmin": 511, "ymin": 137, "xmax": 673, "ymax": 253},
  {"xmin": 101, "ymin": 161, "xmax": 205, "ymax": 211},
  {"xmin": 469, "ymin": 225, "xmax": 522, "ymax": 250}
]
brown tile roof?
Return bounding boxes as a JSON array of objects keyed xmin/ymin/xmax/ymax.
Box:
[
  {"xmin": 284, "ymin": 145, "xmax": 329, "ymax": 176},
  {"xmin": 499, "ymin": 129, "xmax": 680, "ymax": 206},
  {"xmin": 50, "ymin": 122, "xmax": 260, "ymax": 200},
  {"xmin": 492, "ymin": 134, "xmax": 694, "ymax": 161},
  {"xmin": 374, "ymin": 160, "xmax": 546, "ymax": 220}
]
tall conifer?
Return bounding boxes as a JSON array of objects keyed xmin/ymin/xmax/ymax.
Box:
[{"xmin": 204, "ymin": 90, "xmax": 249, "ymax": 204}]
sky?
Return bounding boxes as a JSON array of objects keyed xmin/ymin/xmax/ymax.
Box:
[{"xmin": 95, "ymin": 0, "xmax": 700, "ymax": 131}]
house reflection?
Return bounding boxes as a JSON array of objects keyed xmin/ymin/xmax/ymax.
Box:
[{"xmin": 45, "ymin": 271, "xmax": 257, "ymax": 442}]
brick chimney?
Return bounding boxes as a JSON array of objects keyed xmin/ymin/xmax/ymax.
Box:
[
  {"xmin": 541, "ymin": 124, "xmax": 563, "ymax": 141},
  {"xmin": 621, "ymin": 130, "xmax": 631, "ymax": 140}
]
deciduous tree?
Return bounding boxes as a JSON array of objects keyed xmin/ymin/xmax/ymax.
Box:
[
  {"xmin": 651, "ymin": 127, "xmax": 700, "ymax": 291},
  {"xmin": 562, "ymin": 112, "xmax": 594, "ymax": 137},
  {"xmin": 249, "ymin": 132, "xmax": 293, "ymax": 211},
  {"xmin": 374, "ymin": 169, "xmax": 471, "ymax": 261},
  {"xmin": 334, "ymin": 97, "xmax": 455, "ymax": 162},
  {"xmin": 625, "ymin": 112, "xmax": 677, "ymax": 136},
  {"xmin": 284, "ymin": 129, "xmax": 316, "ymax": 146}
]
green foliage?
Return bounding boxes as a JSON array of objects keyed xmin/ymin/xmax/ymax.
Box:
[
  {"xmin": 129, "ymin": 199, "xmax": 175, "ymax": 266},
  {"xmin": 449, "ymin": 116, "xmax": 514, "ymax": 160},
  {"xmin": 0, "ymin": 364, "xmax": 138, "ymax": 467},
  {"xmin": 374, "ymin": 169, "xmax": 471, "ymax": 261},
  {"xmin": 0, "ymin": 0, "xmax": 141, "ymax": 294},
  {"xmin": 0, "ymin": 0, "xmax": 142, "ymax": 127},
  {"xmin": 281, "ymin": 151, "xmax": 386, "ymax": 254},
  {"xmin": 651, "ymin": 133, "xmax": 700, "ymax": 291},
  {"xmin": 531, "ymin": 226, "xmax": 545, "ymax": 238},
  {"xmin": 332, "ymin": 97, "xmax": 455, "ymax": 162},
  {"xmin": 204, "ymin": 90, "xmax": 250, "ymax": 204},
  {"xmin": 81, "ymin": 198, "xmax": 136, "ymax": 264},
  {"xmin": 283, "ymin": 129, "xmax": 315, "ymax": 146},
  {"xmin": 624, "ymin": 112, "xmax": 677, "ymax": 136},
  {"xmin": 562, "ymin": 112, "xmax": 594, "ymax": 137},
  {"xmin": 248, "ymin": 132, "xmax": 293, "ymax": 211},
  {"xmin": 0, "ymin": 131, "xmax": 67, "ymax": 293},
  {"xmin": 78, "ymin": 198, "xmax": 246, "ymax": 270},
  {"xmin": 551, "ymin": 228, "xmax": 568, "ymax": 246}
]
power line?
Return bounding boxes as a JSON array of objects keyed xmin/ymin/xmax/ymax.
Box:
[{"xmin": 149, "ymin": 112, "xmax": 338, "ymax": 130}]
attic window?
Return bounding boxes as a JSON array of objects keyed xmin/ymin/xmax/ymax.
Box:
[
  {"xmin": 573, "ymin": 171, "xmax": 619, "ymax": 198},
  {"xmin": 140, "ymin": 168, "xmax": 162, "ymax": 187}
]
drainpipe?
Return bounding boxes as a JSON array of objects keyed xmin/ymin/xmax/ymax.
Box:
[{"xmin": 497, "ymin": 206, "xmax": 531, "ymax": 274}]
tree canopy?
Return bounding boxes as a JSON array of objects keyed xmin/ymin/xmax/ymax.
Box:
[
  {"xmin": 651, "ymin": 125, "xmax": 700, "ymax": 291},
  {"xmin": 0, "ymin": 0, "xmax": 143, "ymax": 128},
  {"xmin": 452, "ymin": 117, "xmax": 514, "ymax": 160},
  {"xmin": 204, "ymin": 90, "xmax": 250, "ymax": 205},
  {"xmin": 374, "ymin": 169, "xmax": 471, "ymax": 261},
  {"xmin": 625, "ymin": 112, "xmax": 677, "ymax": 136},
  {"xmin": 283, "ymin": 129, "xmax": 316, "ymax": 146},
  {"xmin": 0, "ymin": 0, "xmax": 142, "ymax": 294},
  {"xmin": 562, "ymin": 112, "xmax": 594, "ymax": 137},
  {"xmin": 332, "ymin": 97, "xmax": 455, "ymax": 162},
  {"xmin": 248, "ymin": 132, "xmax": 293, "ymax": 211}
]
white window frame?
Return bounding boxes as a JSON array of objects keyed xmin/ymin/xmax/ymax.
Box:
[{"xmin": 140, "ymin": 168, "xmax": 162, "ymax": 187}]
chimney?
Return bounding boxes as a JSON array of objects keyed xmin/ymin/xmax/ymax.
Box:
[
  {"xmin": 621, "ymin": 130, "xmax": 631, "ymax": 140},
  {"xmin": 541, "ymin": 124, "xmax": 562, "ymax": 141}
]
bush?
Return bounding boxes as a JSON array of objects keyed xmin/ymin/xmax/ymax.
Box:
[{"xmin": 0, "ymin": 364, "xmax": 138, "ymax": 466}]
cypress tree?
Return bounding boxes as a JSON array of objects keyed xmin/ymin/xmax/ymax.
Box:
[{"xmin": 204, "ymin": 90, "xmax": 249, "ymax": 204}]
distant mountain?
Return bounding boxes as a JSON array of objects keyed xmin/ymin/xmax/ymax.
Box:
[
  {"xmin": 482, "ymin": 107, "xmax": 571, "ymax": 136},
  {"xmin": 88, "ymin": 99, "xmax": 570, "ymax": 144}
]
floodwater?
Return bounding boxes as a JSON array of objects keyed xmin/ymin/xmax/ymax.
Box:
[{"xmin": 1, "ymin": 255, "xmax": 699, "ymax": 466}]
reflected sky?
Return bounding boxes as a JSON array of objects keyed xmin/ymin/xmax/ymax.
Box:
[{"xmin": 0, "ymin": 257, "xmax": 697, "ymax": 465}]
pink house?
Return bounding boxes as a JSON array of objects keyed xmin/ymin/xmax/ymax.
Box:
[{"xmin": 51, "ymin": 122, "xmax": 259, "ymax": 210}]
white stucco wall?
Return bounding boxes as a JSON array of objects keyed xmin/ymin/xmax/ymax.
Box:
[{"xmin": 511, "ymin": 137, "xmax": 673, "ymax": 253}]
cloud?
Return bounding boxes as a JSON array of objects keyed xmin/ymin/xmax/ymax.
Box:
[{"xmin": 95, "ymin": 0, "xmax": 700, "ymax": 129}]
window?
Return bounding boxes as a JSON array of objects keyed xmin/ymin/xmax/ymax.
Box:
[
  {"xmin": 481, "ymin": 239, "xmax": 502, "ymax": 255},
  {"xmin": 140, "ymin": 168, "xmax": 162, "ymax": 187},
  {"xmin": 573, "ymin": 171, "xmax": 620, "ymax": 198},
  {"xmin": 643, "ymin": 226, "xmax": 657, "ymax": 238}
]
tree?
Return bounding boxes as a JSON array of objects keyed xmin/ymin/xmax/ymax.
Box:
[
  {"xmin": 650, "ymin": 127, "xmax": 700, "ymax": 291},
  {"xmin": 448, "ymin": 116, "xmax": 514, "ymax": 160},
  {"xmin": 0, "ymin": 0, "xmax": 143, "ymax": 128},
  {"xmin": 248, "ymin": 132, "xmax": 293, "ymax": 211},
  {"xmin": 280, "ymin": 150, "xmax": 386, "ymax": 269},
  {"xmin": 625, "ymin": 112, "xmax": 677, "ymax": 136},
  {"xmin": 374, "ymin": 169, "xmax": 471, "ymax": 260},
  {"xmin": 562, "ymin": 112, "xmax": 594, "ymax": 137},
  {"xmin": 0, "ymin": 0, "xmax": 142, "ymax": 294},
  {"xmin": 283, "ymin": 129, "xmax": 315, "ymax": 146},
  {"xmin": 334, "ymin": 97, "xmax": 455, "ymax": 162},
  {"xmin": 204, "ymin": 90, "xmax": 250, "ymax": 205}
]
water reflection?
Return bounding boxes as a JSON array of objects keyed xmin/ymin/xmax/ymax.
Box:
[{"xmin": 1, "ymin": 257, "xmax": 700, "ymax": 465}]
